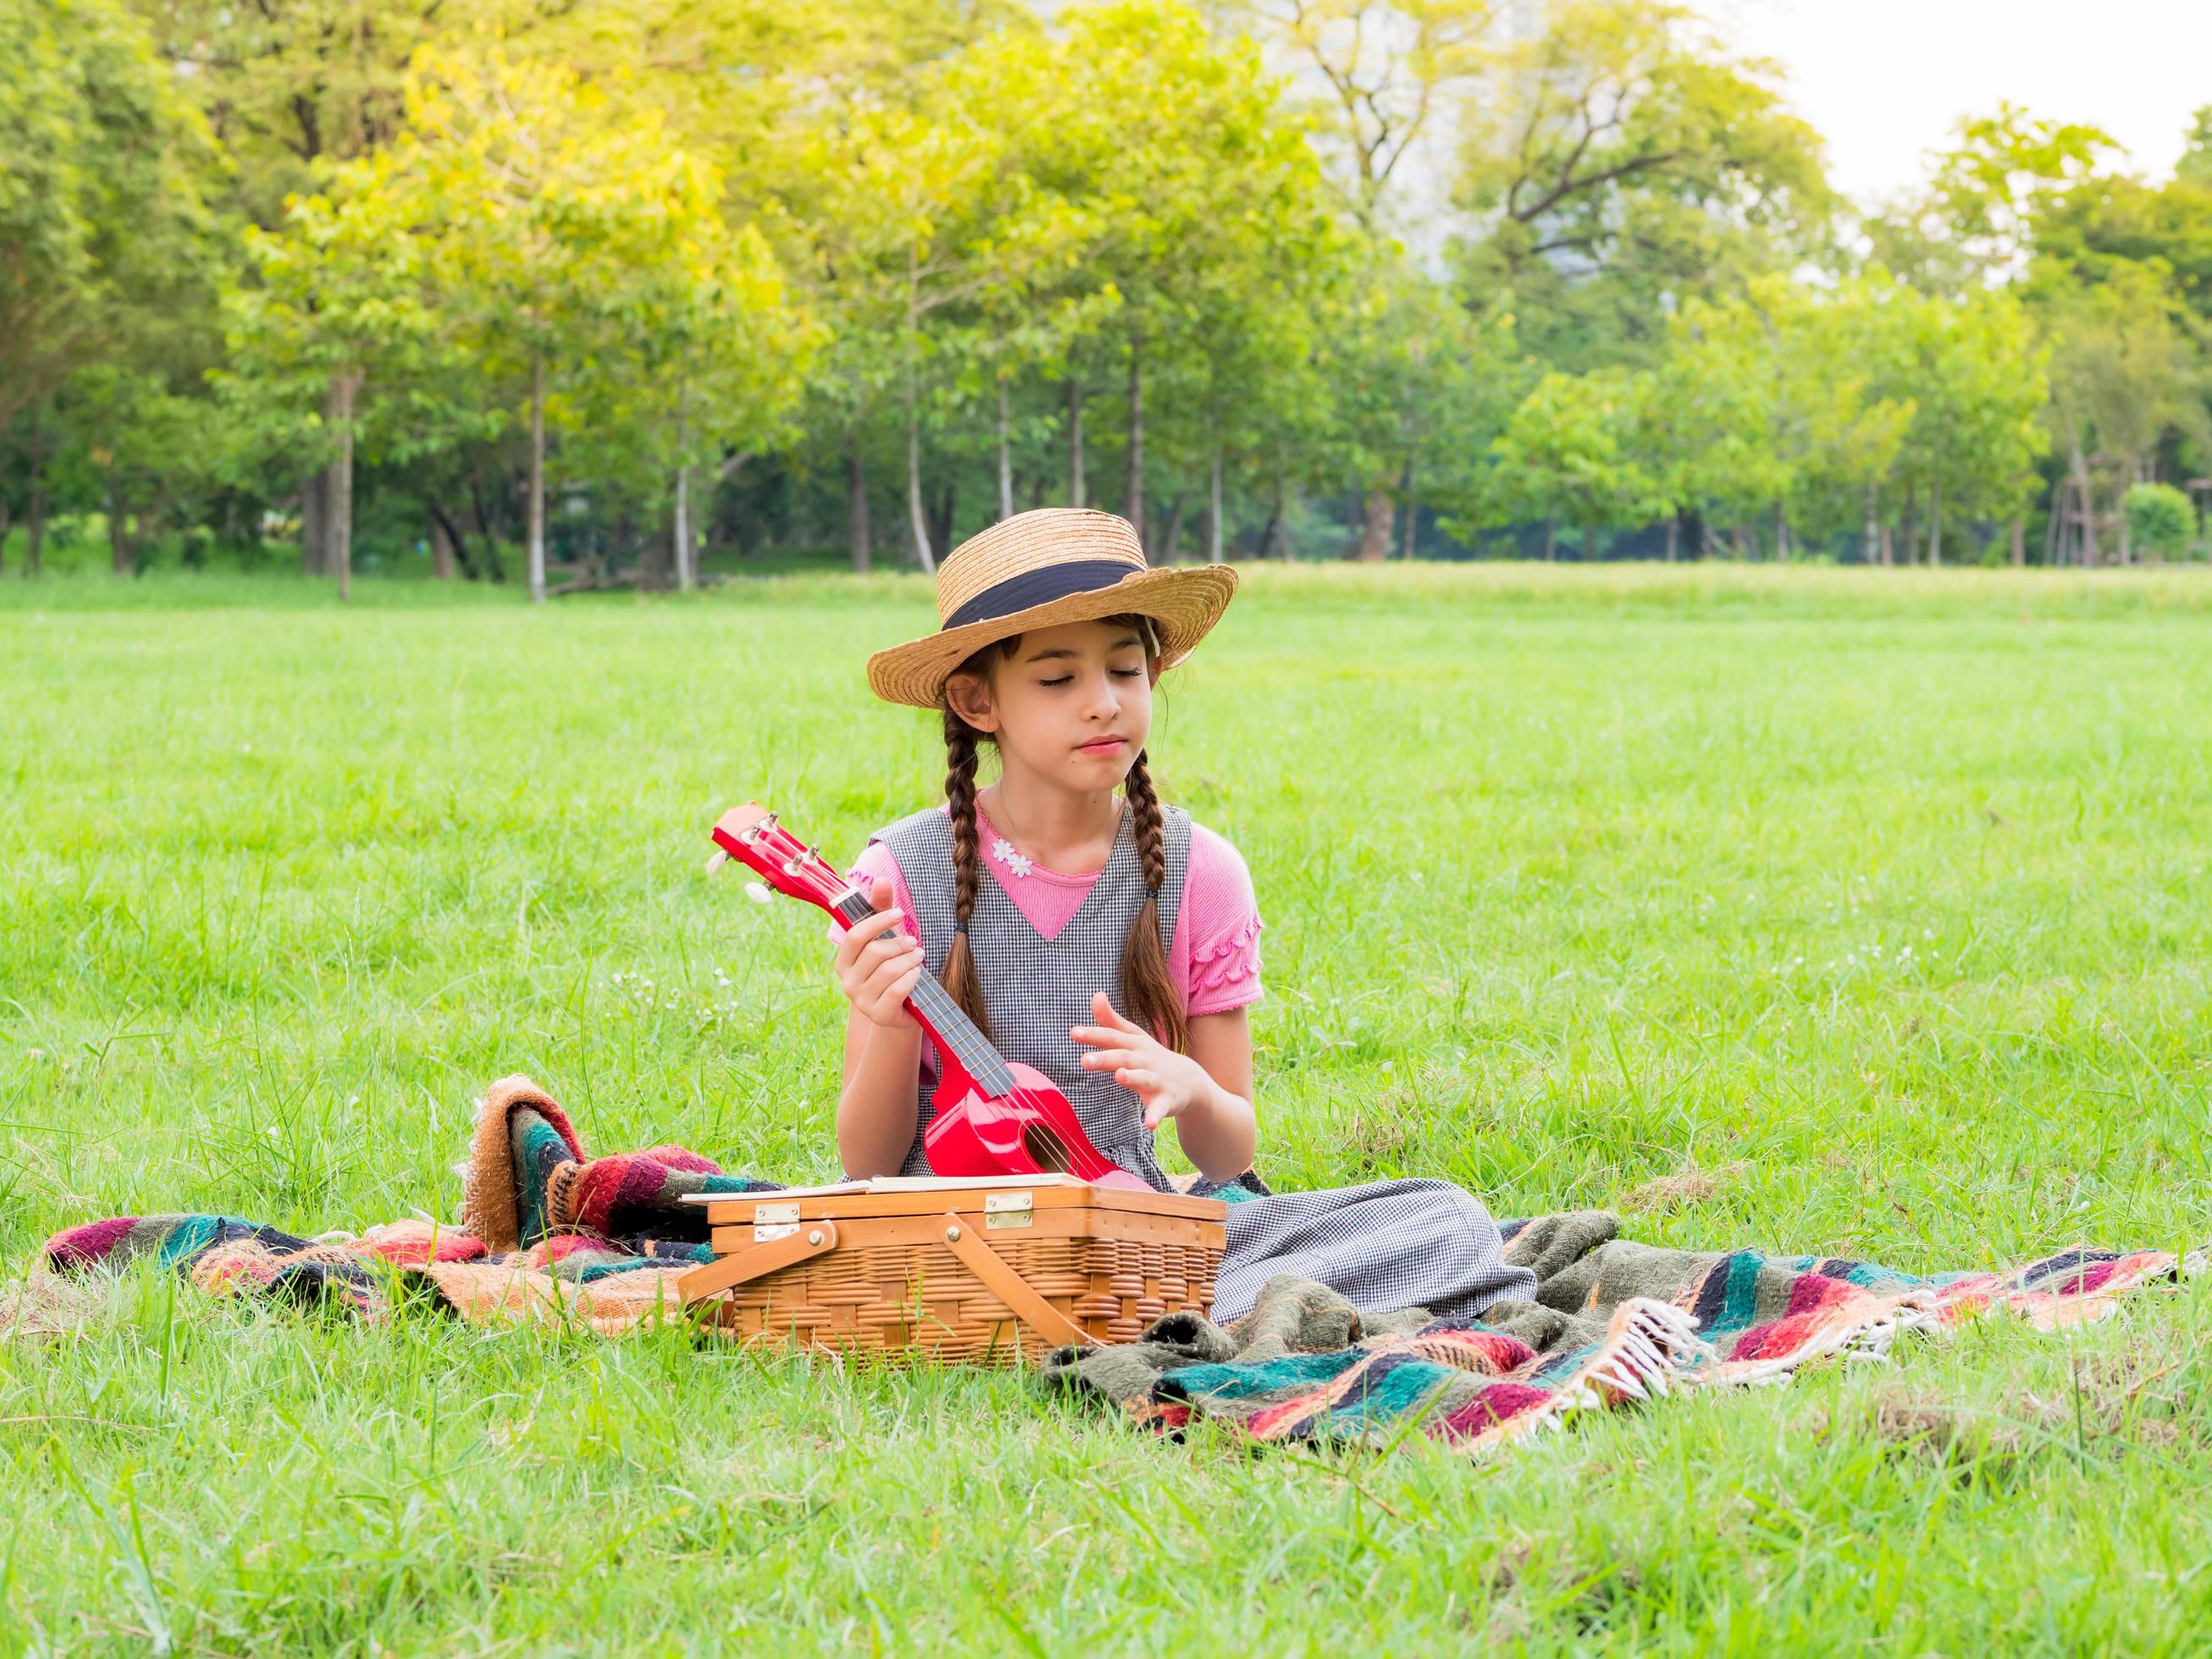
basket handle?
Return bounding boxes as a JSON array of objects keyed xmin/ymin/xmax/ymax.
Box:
[
  {"xmin": 678, "ymin": 1220, "xmax": 841, "ymax": 1304},
  {"xmin": 938, "ymin": 1213, "xmax": 1095, "ymax": 1350}
]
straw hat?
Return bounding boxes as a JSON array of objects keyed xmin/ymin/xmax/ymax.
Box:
[{"xmin": 865, "ymin": 508, "xmax": 1238, "ymax": 708}]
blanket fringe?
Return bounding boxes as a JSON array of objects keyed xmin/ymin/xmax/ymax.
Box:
[
  {"xmin": 1705, "ymin": 1290, "xmax": 1944, "ymax": 1387},
  {"xmin": 1470, "ymin": 1298, "xmax": 1707, "ymax": 1451}
]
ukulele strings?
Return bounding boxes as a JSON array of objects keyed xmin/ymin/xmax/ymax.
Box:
[
  {"xmin": 1025, "ymin": 1120, "xmax": 1077, "ymax": 1175},
  {"xmin": 764, "ymin": 835, "xmax": 1083, "ymax": 1174}
]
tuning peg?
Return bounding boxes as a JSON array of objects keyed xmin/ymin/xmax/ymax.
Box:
[
  {"xmin": 704, "ymin": 848, "xmax": 730, "ymax": 875},
  {"xmin": 745, "ymin": 881, "xmax": 776, "ymax": 906}
]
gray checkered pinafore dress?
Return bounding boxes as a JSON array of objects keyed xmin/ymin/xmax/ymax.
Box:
[{"xmin": 870, "ymin": 804, "xmax": 1539, "ymax": 1325}]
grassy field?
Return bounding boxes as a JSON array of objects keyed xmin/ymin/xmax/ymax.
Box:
[{"xmin": 4, "ymin": 562, "xmax": 2211, "ymax": 1654}]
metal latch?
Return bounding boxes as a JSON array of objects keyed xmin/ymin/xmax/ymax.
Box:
[
  {"xmin": 753, "ymin": 1200, "xmax": 800, "ymax": 1225},
  {"xmin": 753, "ymin": 1223, "xmax": 799, "ymax": 1242},
  {"xmin": 984, "ymin": 1192, "xmax": 1034, "ymax": 1230}
]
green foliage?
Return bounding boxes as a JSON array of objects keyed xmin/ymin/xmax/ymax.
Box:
[
  {"xmin": 1447, "ymin": 367, "xmax": 1669, "ymax": 555},
  {"xmin": 8, "ymin": 0, "xmax": 2206, "ymax": 574},
  {"xmin": 1875, "ymin": 102, "xmax": 2119, "ymax": 290},
  {"xmin": 2180, "ymin": 106, "xmax": 2212, "ymax": 190},
  {"xmin": 1453, "ymin": 0, "xmax": 1833, "ymax": 372},
  {"xmin": 0, "ymin": 0, "xmax": 222, "ymax": 425},
  {"xmin": 2124, "ymin": 481, "xmax": 2197, "ymax": 559}
]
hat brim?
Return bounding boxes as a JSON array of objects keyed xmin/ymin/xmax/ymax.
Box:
[{"xmin": 866, "ymin": 564, "xmax": 1238, "ymax": 708}]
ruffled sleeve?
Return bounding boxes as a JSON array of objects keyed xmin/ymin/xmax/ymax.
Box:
[
  {"xmin": 1181, "ymin": 825, "xmax": 1265, "ymax": 1017},
  {"xmin": 821, "ymin": 841, "xmax": 921, "ymax": 949}
]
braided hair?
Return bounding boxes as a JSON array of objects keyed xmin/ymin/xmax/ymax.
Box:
[
  {"xmin": 940, "ymin": 702, "xmax": 992, "ymax": 1045},
  {"xmin": 939, "ymin": 612, "xmax": 1188, "ymax": 1053}
]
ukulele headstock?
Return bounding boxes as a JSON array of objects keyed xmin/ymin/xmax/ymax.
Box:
[{"xmin": 707, "ymin": 803, "xmax": 852, "ymax": 917}]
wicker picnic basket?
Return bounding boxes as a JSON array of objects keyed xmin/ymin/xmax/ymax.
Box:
[{"xmin": 676, "ymin": 1175, "xmax": 1227, "ymax": 1364}]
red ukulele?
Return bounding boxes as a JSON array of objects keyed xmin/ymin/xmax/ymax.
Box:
[{"xmin": 708, "ymin": 803, "xmax": 1152, "ymax": 1193}]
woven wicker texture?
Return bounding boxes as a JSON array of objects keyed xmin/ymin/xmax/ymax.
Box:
[
  {"xmin": 699, "ymin": 1229, "xmax": 1221, "ymax": 1364},
  {"xmin": 864, "ymin": 508, "xmax": 1238, "ymax": 708}
]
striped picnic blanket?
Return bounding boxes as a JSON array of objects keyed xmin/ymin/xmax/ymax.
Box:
[
  {"xmin": 1044, "ymin": 1211, "xmax": 2198, "ymax": 1456},
  {"xmin": 35, "ymin": 1076, "xmax": 2199, "ymax": 1456}
]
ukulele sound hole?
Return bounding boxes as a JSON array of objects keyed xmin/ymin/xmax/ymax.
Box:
[{"xmin": 1023, "ymin": 1124, "xmax": 1073, "ymax": 1173}]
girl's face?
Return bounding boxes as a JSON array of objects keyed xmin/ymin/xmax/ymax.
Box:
[{"xmin": 945, "ymin": 617, "xmax": 1160, "ymax": 791}]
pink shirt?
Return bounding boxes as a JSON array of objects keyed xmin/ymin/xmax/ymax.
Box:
[{"xmin": 830, "ymin": 802, "xmax": 1265, "ymax": 1018}]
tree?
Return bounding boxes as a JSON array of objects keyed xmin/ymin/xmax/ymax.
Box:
[
  {"xmin": 2124, "ymin": 482, "xmax": 2195, "ymax": 562},
  {"xmin": 1452, "ymin": 0, "xmax": 1833, "ymax": 371},
  {"xmin": 132, "ymin": 0, "xmax": 450, "ymax": 223},
  {"xmin": 392, "ymin": 52, "xmax": 782, "ymax": 600},
  {"xmin": 1043, "ymin": 0, "xmax": 1353, "ymax": 554},
  {"xmin": 1235, "ymin": 0, "xmax": 1498, "ymax": 233},
  {"xmin": 2036, "ymin": 261, "xmax": 2209, "ymax": 563},
  {"xmin": 1325, "ymin": 257, "xmax": 1516, "ymax": 559},
  {"xmin": 1, "ymin": 0, "xmax": 223, "ymax": 572},
  {"xmin": 1867, "ymin": 102, "xmax": 2117, "ymax": 294},
  {"xmin": 1661, "ymin": 273, "xmax": 2041, "ymax": 564},
  {"xmin": 2179, "ymin": 107, "xmax": 2212, "ymax": 190},
  {"xmin": 1450, "ymin": 367, "xmax": 1669, "ymax": 559},
  {"xmin": 226, "ymin": 160, "xmax": 443, "ymax": 598}
]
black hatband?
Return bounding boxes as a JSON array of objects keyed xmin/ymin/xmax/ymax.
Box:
[{"xmin": 941, "ymin": 560, "xmax": 1140, "ymax": 631}]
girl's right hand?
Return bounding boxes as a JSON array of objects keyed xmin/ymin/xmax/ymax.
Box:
[{"xmin": 835, "ymin": 877, "xmax": 924, "ymax": 1030}]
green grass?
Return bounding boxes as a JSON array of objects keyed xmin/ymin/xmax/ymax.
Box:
[{"xmin": 4, "ymin": 562, "xmax": 2211, "ymax": 1653}]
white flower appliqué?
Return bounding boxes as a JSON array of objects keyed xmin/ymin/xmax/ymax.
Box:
[{"xmin": 990, "ymin": 836, "xmax": 1034, "ymax": 878}]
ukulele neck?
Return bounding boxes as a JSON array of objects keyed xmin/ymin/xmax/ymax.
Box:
[{"xmin": 828, "ymin": 886, "xmax": 1016, "ymax": 1096}]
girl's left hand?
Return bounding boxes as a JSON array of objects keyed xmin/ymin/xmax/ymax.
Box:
[{"xmin": 1070, "ymin": 990, "xmax": 1218, "ymax": 1131}]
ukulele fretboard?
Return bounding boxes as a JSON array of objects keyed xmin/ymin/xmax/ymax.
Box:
[{"xmin": 832, "ymin": 889, "xmax": 1018, "ymax": 1095}]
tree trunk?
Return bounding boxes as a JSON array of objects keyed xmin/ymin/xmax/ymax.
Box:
[
  {"xmin": 674, "ymin": 460, "xmax": 693, "ymax": 591},
  {"xmin": 672, "ymin": 395, "xmax": 694, "ymax": 592},
  {"xmin": 1124, "ymin": 344, "xmax": 1144, "ymax": 534},
  {"xmin": 300, "ymin": 470, "xmax": 328, "ymax": 576},
  {"xmin": 905, "ymin": 384, "xmax": 935, "ymax": 572},
  {"xmin": 108, "ymin": 486, "xmax": 133, "ymax": 574},
  {"xmin": 1864, "ymin": 481, "xmax": 1879, "ymax": 567},
  {"xmin": 469, "ymin": 471, "xmax": 505, "ymax": 581},
  {"xmin": 1543, "ymin": 511, "xmax": 1557, "ymax": 562},
  {"xmin": 527, "ymin": 352, "xmax": 548, "ymax": 604},
  {"xmin": 2116, "ymin": 464, "xmax": 2134, "ymax": 565},
  {"xmin": 1351, "ymin": 488, "xmax": 1393, "ymax": 561},
  {"xmin": 333, "ymin": 371, "xmax": 358, "ymax": 602},
  {"xmin": 1664, "ymin": 515, "xmax": 1679, "ymax": 563},
  {"xmin": 1158, "ymin": 492, "xmax": 1186, "ymax": 565},
  {"xmin": 926, "ymin": 477, "xmax": 957, "ymax": 563},
  {"xmin": 430, "ymin": 514, "xmax": 455, "ymax": 581},
  {"xmin": 1206, "ymin": 449, "xmax": 1224, "ymax": 564},
  {"xmin": 1927, "ymin": 472, "xmax": 1942, "ymax": 567},
  {"xmin": 1581, "ymin": 519, "xmax": 1596, "ymax": 562},
  {"xmin": 1398, "ymin": 460, "xmax": 1418, "ymax": 559},
  {"xmin": 0, "ymin": 498, "xmax": 9, "ymax": 576},
  {"xmin": 1773, "ymin": 499, "xmax": 1790, "ymax": 563},
  {"xmin": 24, "ymin": 462, "xmax": 47, "ymax": 575},
  {"xmin": 1266, "ymin": 467, "xmax": 1289, "ymax": 559},
  {"xmin": 847, "ymin": 439, "xmax": 871, "ymax": 573},
  {"xmin": 429, "ymin": 499, "xmax": 477, "ymax": 581},
  {"xmin": 1900, "ymin": 482, "xmax": 1917, "ymax": 569},
  {"xmin": 996, "ymin": 378, "xmax": 1014, "ymax": 521},
  {"xmin": 1067, "ymin": 380, "xmax": 1084, "ymax": 508},
  {"xmin": 2011, "ymin": 515, "xmax": 2026, "ymax": 567},
  {"xmin": 2069, "ymin": 441, "xmax": 2099, "ymax": 566}
]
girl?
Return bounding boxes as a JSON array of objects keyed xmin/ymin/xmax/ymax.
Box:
[{"xmin": 828, "ymin": 509, "xmax": 1536, "ymax": 1325}]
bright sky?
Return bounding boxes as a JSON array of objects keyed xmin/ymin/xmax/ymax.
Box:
[{"xmin": 1716, "ymin": 0, "xmax": 2212, "ymax": 206}]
